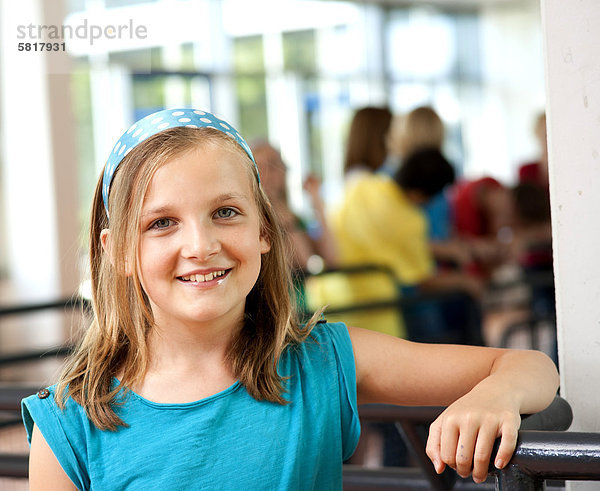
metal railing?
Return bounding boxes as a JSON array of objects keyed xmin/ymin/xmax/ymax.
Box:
[
  {"xmin": 301, "ymin": 264, "xmax": 484, "ymax": 346},
  {"xmin": 492, "ymin": 431, "xmax": 600, "ymax": 490},
  {"xmin": 0, "ymin": 296, "xmax": 87, "ymax": 366},
  {"xmin": 343, "ymin": 396, "xmax": 574, "ymax": 491},
  {"xmin": 0, "ymin": 296, "xmax": 89, "ymax": 317}
]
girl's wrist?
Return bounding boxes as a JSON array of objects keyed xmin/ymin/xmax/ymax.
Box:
[{"xmin": 468, "ymin": 374, "xmax": 523, "ymax": 413}]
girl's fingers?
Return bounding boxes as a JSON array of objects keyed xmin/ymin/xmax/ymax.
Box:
[
  {"xmin": 454, "ymin": 425, "xmax": 478, "ymax": 478},
  {"xmin": 425, "ymin": 422, "xmax": 446, "ymax": 473},
  {"xmin": 471, "ymin": 423, "xmax": 498, "ymax": 483},
  {"xmin": 427, "ymin": 410, "xmax": 520, "ymax": 482},
  {"xmin": 494, "ymin": 418, "xmax": 520, "ymax": 470},
  {"xmin": 439, "ymin": 420, "xmax": 460, "ymax": 471}
]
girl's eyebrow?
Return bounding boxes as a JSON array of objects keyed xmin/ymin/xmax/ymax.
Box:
[
  {"xmin": 141, "ymin": 193, "xmax": 249, "ymax": 218},
  {"xmin": 214, "ymin": 192, "xmax": 249, "ymax": 204},
  {"xmin": 141, "ymin": 205, "xmax": 174, "ymax": 218}
]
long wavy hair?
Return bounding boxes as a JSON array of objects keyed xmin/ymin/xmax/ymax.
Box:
[{"xmin": 56, "ymin": 127, "xmax": 320, "ymax": 430}]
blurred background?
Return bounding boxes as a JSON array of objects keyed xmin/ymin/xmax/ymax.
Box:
[
  {"xmin": 5, "ymin": 2, "xmax": 600, "ymax": 488},
  {"xmin": 0, "ymin": 0, "xmax": 561, "ymax": 485},
  {"xmin": 0, "ymin": 0, "xmax": 552, "ymax": 380},
  {"xmin": 0, "ymin": 0, "xmax": 546, "ymax": 296}
]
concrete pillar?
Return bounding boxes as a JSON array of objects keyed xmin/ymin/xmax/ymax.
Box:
[
  {"xmin": 41, "ymin": 0, "xmax": 81, "ymax": 297},
  {"xmin": 541, "ymin": 1, "xmax": 600, "ymax": 488}
]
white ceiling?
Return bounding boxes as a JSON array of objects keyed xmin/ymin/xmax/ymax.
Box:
[{"xmin": 343, "ymin": 0, "xmax": 524, "ymax": 7}]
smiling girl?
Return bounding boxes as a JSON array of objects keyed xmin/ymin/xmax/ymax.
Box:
[{"xmin": 23, "ymin": 109, "xmax": 558, "ymax": 490}]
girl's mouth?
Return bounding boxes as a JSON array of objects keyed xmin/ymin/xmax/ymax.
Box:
[{"xmin": 178, "ymin": 269, "xmax": 230, "ymax": 283}]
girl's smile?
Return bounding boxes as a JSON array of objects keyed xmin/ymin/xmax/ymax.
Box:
[
  {"xmin": 138, "ymin": 143, "xmax": 270, "ymax": 333},
  {"xmin": 178, "ymin": 268, "xmax": 230, "ymax": 284},
  {"xmin": 177, "ymin": 268, "xmax": 232, "ymax": 288}
]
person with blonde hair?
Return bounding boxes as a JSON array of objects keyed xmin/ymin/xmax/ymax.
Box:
[
  {"xmin": 23, "ymin": 109, "xmax": 558, "ymax": 489},
  {"xmin": 381, "ymin": 106, "xmax": 452, "ymax": 242},
  {"xmin": 385, "ymin": 105, "xmax": 445, "ymax": 170}
]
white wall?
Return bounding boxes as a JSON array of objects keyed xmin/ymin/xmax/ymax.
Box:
[{"xmin": 541, "ymin": 1, "xmax": 600, "ymax": 488}]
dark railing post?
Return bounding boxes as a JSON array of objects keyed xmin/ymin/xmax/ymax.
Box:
[
  {"xmin": 489, "ymin": 430, "xmax": 600, "ymax": 489},
  {"xmin": 394, "ymin": 421, "xmax": 455, "ymax": 491},
  {"xmin": 493, "ymin": 465, "xmax": 546, "ymax": 491},
  {"xmin": 0, "ymin": 453, "xmax": 29, "ymax": 478}
]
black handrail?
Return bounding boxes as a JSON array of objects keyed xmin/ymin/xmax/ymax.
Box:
[
  {"xmin": 0, "ymin": 346, "xmax": 74, "ymax": 367},
  {"xmin": 487, "ymin": 270, "xmax": 555, "ymax": 293},
  {"xmin": 344, "ymin": 429, "xmax": 599, "ymax": 490},
  {"xmin": 302, "ymin": 264, "xmax": 481, "ymax": 313},
  {"xmin": 500, "ymin": 313, "xmax": 556, "ymax": 350},
  {"xmin": 492, "ymin": 430, "xmax": 600, "ymax": 489},
  {"xmin": 0, "ymin": 296, "xmax": 90, "ymax": 317},
  {"xmin": 0, "ymin": 385, "xmax": 44, "ymax": 411},
  {"xmin": 353, "ymin": 396, "xmax": 572, "ymax": 491},
  {"xmin": 0, "ymin": 453, "xmax": 28, "ymax": 479},
  {"xmin": 0, "ymin": 296, "xmax": 86, "ymax": 367}
]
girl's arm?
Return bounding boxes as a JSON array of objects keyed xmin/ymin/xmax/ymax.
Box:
[
  {"xmin": 349, "ymin": 326, "xmax": 559, "ymax": 483},
  {"xmin": 29, "ymin": 424, "xmax": 77, "ymax": 490}
]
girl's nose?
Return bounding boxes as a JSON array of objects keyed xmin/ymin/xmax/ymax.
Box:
[{"xmin": 181, "ymin": 223, "xmax": 221, "ymax": 260}]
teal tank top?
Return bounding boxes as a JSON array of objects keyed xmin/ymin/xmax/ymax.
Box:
[{"xmin": 22, "ymin": 322, "xmax": 360, "ymax": 490}]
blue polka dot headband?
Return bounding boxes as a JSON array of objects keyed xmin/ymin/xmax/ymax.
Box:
[{"xmin": 102, "ymin": 108, "xmax": 257, "ymax": 214}]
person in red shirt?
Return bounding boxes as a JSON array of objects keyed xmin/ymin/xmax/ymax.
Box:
[{"xmin": 518, "ymin": 112, "xmax": 548, "ymax": 188}]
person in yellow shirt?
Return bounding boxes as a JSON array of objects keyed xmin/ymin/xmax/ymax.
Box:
[
  {"xmin": 333, "ymin": 171, "xmax": 434, "ymax": 286},
  {"xmin": 312, "ymin": 149, "xmax": 482, "ymax": 344}
]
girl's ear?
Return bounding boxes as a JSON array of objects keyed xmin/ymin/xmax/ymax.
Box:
[
  {"xmin": 258, "ymin": 222, "xmax": 271, "ymax": 254},
  {"xmin": 260, "ymin": 234, "xmax": 271, "ymax": 255},
  {"xmin": 100, "ymin": 229, "xmax": 133, "ymax": 276},
  {"xmin": 100, "ymin": 229, "xmax": 113, "ymax": 258}
]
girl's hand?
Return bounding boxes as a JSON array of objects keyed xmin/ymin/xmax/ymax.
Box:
[
  {"xmin": 425, "ymin": 391, "xmax": 521, "ymax": 483},
  {"xmin": 349, "ymin": 326, "xmax": 558, "ymax": 483}
]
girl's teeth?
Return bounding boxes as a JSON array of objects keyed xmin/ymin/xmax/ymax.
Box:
[{"xmin": 182, "ymin": 271, "xmax": 226, "ymax": 282}]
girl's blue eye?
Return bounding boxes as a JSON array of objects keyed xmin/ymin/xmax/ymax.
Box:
[
  {"xmin": 215, "ymin": 208, "xmax": 237, "ymax": 219},
  {"xmin": 152, "ymin": 218, "xmax": 172, "ymax": 229}
]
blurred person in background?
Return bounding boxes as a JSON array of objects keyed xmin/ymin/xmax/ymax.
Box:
[
  {"xmin": 343, "ymin": 106, "xmax": 393, "ymax": 177},
  {"xmin": 335, "ymin": 147, "xmax": 483, "ymax": 345},
  {"xmin": 251, "ymin": 141, "xmax": 338, "ymax": 273},
  {"xmin": 311, "ymin": 106, "xmax": 404, "ymax": 338},
  {"xmin": 450, "ymin": 176, "xmax": 515, "ymax": 279},
  {"xmin": 512, "ymin": 111, "xmax": 552, "ymax": 274},
  {"xmin": 252, "ymin": 141, "xmax": 338, "ymax": 315},
  {"xmin": 383, "ymin": 106, "xmax": 473, "ymax": 271},
  {"xmin": 518, "ymin": 112, "xmax": 549, "ymax": 190}
]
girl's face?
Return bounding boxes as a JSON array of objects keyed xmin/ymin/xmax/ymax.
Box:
[{"xmin": 137, "ymin": 143, "xmax": 270, "ymax": 333}]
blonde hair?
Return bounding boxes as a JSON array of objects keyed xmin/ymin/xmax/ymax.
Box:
[
  {"xmin": 56, "ymin": 127, "xmax": 319, "ymax": 430},
  {"xmin": 387, "ymin": 106, "xmax": 445, "ymax": 158}
]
